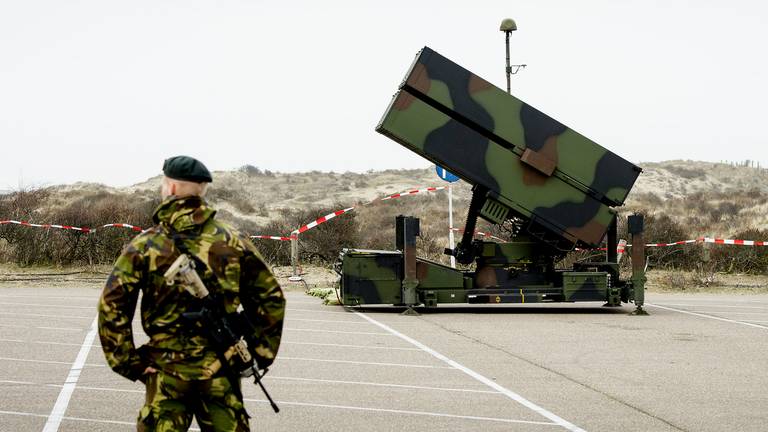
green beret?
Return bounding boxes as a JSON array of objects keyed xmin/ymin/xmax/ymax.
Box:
[{"xmin": 162, "ymin": 156, "xmax": 213, "ymax": 183}]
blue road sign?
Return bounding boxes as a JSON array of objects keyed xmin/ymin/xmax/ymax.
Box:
[{"xmin": 435, "ymin": 166, "xmax": 460, "ymax": 183}]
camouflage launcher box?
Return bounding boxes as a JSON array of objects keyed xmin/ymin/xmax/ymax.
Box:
[
  {"xmin": 336, "ymin": 47, "xmax": 647, "ymax": 311},
  {"xmin": 377, "ymin": 47, "xmax": 641, "ymax": 248}
]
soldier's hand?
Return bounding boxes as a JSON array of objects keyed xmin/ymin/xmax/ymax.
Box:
[{"xmin": 143, "ymin": 366, "xmax": 158, "ymax": 375}]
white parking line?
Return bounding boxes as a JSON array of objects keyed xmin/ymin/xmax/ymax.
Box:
[
  {"xmin": 0, "ymin": 380, "xmax": 143, "ymax": 394},
  {"xmin": 0, "ymin": 294, "xmax": 97, "ymax": 301},
  {"xmin": 647, "ymin": 303, "xmax": 768, "ymax": 330},
  {"xmin": 653, "ymin": 298, "xmax": 768, "ymax": 305},
  {"xmin": 43, "ymin": 317, "xmax": 98, "ymax": 432},
  {"xmin": 244, "ymin": 398, "xmax": 559, "ymax": 426},
  {"xmin": 0, "ymin": 409, "xmax": 202, "ymax": 431},
  {"xmin": 287, "ymin": 308, "xmax": 351, "ymax": 314},
  {"xmin": 283, "ymin": 341, "xmax": 420, "ymax": 351},
  {"xmin": 0, "ymin": 410, "xmax": 132, "ymax": 426},
  {"xmin": 0, "ymin": 339, "xmax": 101, "ymax": 348},
  {"xmin": 655, "ymin": 303, "xmax": 768, "ymax": 310},
  {"xmin": 355, "ymin": 311, "xmax": 587, "ymax": 432},
  {"xmin": 268, "ymin": 376, "xmax": 499, "ymax": 394},
  {"xmin": 0, "ymin": 379, "xmax": 34, "ymax": 385},
  {"xmin": 709, "ymin": 311, "xmax": 768, "ymax": 315},
  {"xmin": 43, "ymin": 316, "xmax": 98, "ymax": 432},
  {"xmin": 0, "ymin": 356, "xmax": 104, "ymax": 368},
  {"xmin": 0, "ymin": 301, "xmax": 95, "ymax": 309},
  {"xmin": 0, "ymin": 323, "xmax": 85, "ymax": 331},
  {"xmin": 285, "ymin": 327, "xmax": 393, "ymax": 336},
  {"xmin": 4, "ymin": 376, "xmax": 498, "ymax": 395},
  {"xmin": 0, "ymin": 387, "xmax": 531, "ymax": 428},
  {"xmin": 280, "ymin": 356, "xmax": 454, "ymax": 369},
  {"xmin": 0, "ymin": 312, "xmax": 92, "ymax": 319},
  {"xmin": 288, "ymin": 318, "xmax": 371, "ymax": 325}
]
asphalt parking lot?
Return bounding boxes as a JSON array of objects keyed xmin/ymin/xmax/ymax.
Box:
[{"xmin": 1, "ymin": 286, "xmax": 767, "ymax": 431}]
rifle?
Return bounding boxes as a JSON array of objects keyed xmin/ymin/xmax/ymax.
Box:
[{"xmin": 164, "ymin": 253, "xmax": 280, "ymax": 413}]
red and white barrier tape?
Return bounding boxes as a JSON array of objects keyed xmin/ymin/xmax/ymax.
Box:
[
  {"xmin": 1, "ymin": 186, "xmax": 447, "ymax": 242},
  {"xmin": 100, "ymin": 223, "xmax": 144, "ymax": 232},
  {"xmin": 378, "ymin": 186, "xmax": 445, "ymax": 201},
  {"xmin": 293, "ymin": 207, "xmax": 356, "ymax": 235},
  {"xmin": 264, "ymin": 186, "xmax": 447, "ymax": 240},
  {"xmin": 0, "ymin": 220, "xmax": 142, "ymax": 234},
  {"xmin": 628, "ymin": 238, "xmax": 767, "ymax": 248},
  {"xmin": 700, "ymin": 237, "xmax": 768, "ymax": 246},
  {"xmin": 250, "ymin": 235, "xmax": 296, "ymax": 241},
  {"xmin": 643, "ymin": 239, "xmax": 698, "ymax": 247}
]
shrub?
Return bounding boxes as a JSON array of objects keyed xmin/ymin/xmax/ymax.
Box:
[
  {"xmin": 618, "ymin": 211, "xmax": 700, "ymax": 271},
  {"xmin": 250, "ymin": 205, "xmax": 360, "ymax": 266},
  {"xmin": 239, "ymin": 165, "xmax": 263, "ymax": 176},
  {"xmin": 665, "ymin": 166, "xmax": 706, "ymax": 179},
  {"xmin": 709, "ymin": 228, "xmax": 768, "ymax": 274}
]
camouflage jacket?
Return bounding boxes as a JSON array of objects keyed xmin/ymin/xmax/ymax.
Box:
[{"xmin": 98, "ymin": 196, "xmax": 285, "ymax": 381}]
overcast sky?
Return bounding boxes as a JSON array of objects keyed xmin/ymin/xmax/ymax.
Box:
[{"xmin": 1, "ymin": 0, "xmax": 766, "ymax": 189}]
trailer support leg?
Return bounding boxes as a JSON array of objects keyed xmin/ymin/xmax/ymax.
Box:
[{"xmin": 628, "ymin": 214, "xmax": 649, "ymax": 316}]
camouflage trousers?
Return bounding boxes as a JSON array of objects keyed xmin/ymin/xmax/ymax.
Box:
[{"xmin": 137, "ymin": 371, "xmax": 250, "ymax": 432}]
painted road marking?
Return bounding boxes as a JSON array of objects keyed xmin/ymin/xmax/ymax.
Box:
[
  {"xmin": 42, "ymin": 316, "xmax": 98, "ymax": 432},
  {"xmin": 0, "ymin": 356, "xmax": 104, "ymax": 367},
  {"xmin": 0, "ymin": 301, "xmax": 95, "ymax": 309},
  {"xmin": 0, "ymin": 410, "xmax": 202, "ymax": 431},
  {"xmin": 287, "ymin": 308, "xmax": 352, "ymax": 314},
  {"xmin": 0, "ymin": 379, "xmax": 35, "ymax": 385},
  {"xmin": 0, "ymin": 312, "xmax": 92, "ymax": 319},
  {"xmin": 287, "ymin": 318, "xmax": 372, "ymax": 325},
  {"xmin": 355, "ymin": 311, "xmax": 587, "ymax": 432},
  {"xmin": 280, "ymin": 356, "xmax": 454, "ymax": 369},
  {"xmin": 0, "ymin": 294, "xmax": 97, "ymax": 300},
  {"xmin": 4, "ymin": 376, "xmax": 498, "ymax": 395},
  {"xmin": 0, "ymin": 323, "xmax": 85, "ymax": 331},
  {"xmin": 682, "ymin": 311, "xmax": 768, "ymax": 315},
  {"xmin": 0, "ymin": 392, "xmax": 539, "ymax": 428},
  {"xmin": 647, "ymin": 303, "xmax": 768, "ymax": 330},
  {"xmin": 244, "ymin": 398, "xmax": 560, "ymax": 426},
  {"xmin": 283, "ymin": 341, "xmax": 420, "ymax": 351},
  {"xmin": 652, "ymin": 298, "xmax": 768, "ymax": 305},
  {"xmin": 267, "ymin": 376, "xmax": 499, "ymax": 394},
  {"xmin": 655, "ymin": 303, "xmax": 768, "ymax": 310},
  {"xmin": 0, "ymin": 338, "xmax": 100, "ymax": 348},
  {"xmin": 284, "ymin": 327, "xmax": 393, "ymax": 336}
]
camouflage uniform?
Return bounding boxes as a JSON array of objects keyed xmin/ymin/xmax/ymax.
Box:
[{"xmin": 98, "ymin": 195, "xmax": 285, "ymax": 431}]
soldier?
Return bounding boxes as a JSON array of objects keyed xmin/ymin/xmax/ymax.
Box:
[{"xmin": 98, "ymin": 155, "xmax": 285, "ymax": 431}]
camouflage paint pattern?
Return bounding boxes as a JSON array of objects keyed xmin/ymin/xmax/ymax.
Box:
[
  {"xmin": 377, "ymin": 47, "xmax": 641, "ymax": 247},
  {"xmin": 338, "ymin": 249, "xmax": 468, "ymax": 306},
  {"xmin": 338, "ymin": 249, "xmax": 403, "ymax": 305},
  {"xmin": 400, "ymin": 47, "xmax": 640, "ymax": 207},
  {"xmin": 338, "ymin": 247, "xmax": 624, "ymax": 305},
  {"xmin": 98, "ymin": 196, "xmax": 285, "ymax": 382},
  {"xmin": 378, "ymin": 90, "xmax": 615, "ymax": 246},
  {"xmin": 137, "ymin": 371, "xmax": 249, "ymax": 432},
  {"xmin": 561, "ymin": 272, "xmax": 609, "ymax": 302}
]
